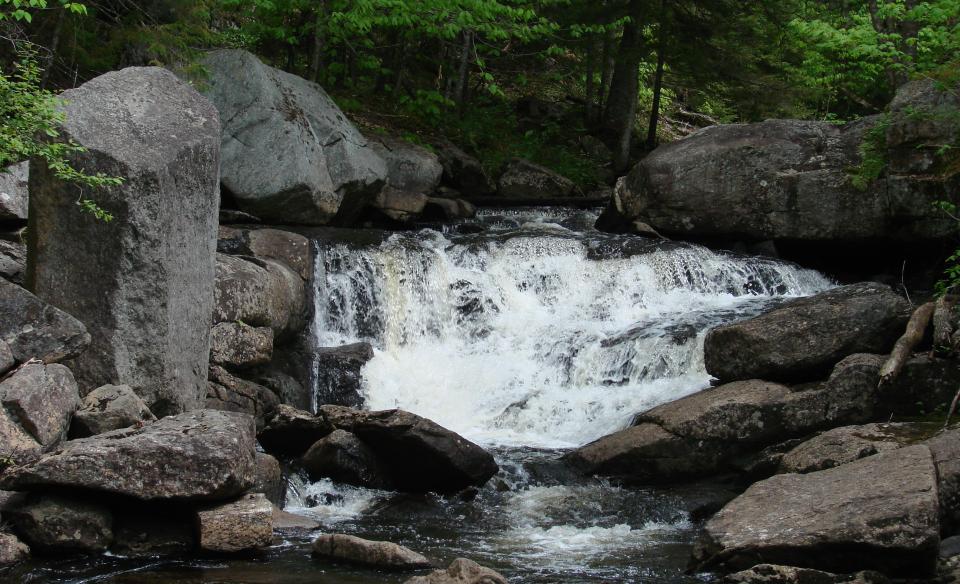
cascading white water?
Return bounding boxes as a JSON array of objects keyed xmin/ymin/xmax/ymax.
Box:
[{"xmin": 312, "ymin": 222, "xmax": 832, "ymax": 448}]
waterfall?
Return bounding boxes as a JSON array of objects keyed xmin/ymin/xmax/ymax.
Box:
[{"xmin": 311, "ymin": 220, "xmax": 832, "ymax": 448}]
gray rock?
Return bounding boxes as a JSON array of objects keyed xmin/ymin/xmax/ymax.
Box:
[
  {"xmin": 253, "ymin": 452, "xmax": 284, "ymax": 506},
  {"xmin": 877, "ymin": 353, "xmax": 960, "ymax": 417},
  {"xmin": 206, "ymin": 365, "xmax": 280, "ymax": 430},
  {"xmin": 201, "ymin": 49, "xmax": 386, "ymax": 224},
  {"xmin": 70, "ymin": 384, "xmax": 156, "ymax": 438},
  {"xmin": 312, "ymin": 533, "xmax": 432, "ymax": 570},
  {"xmin": 0, "ymin": 410, "xmax": 256, "ymax": 501},
  {"xmin": 0, "ymin": 363, "xmax": 79, "ymax": 448},
  {"xmin": 0, "ymin": 162, "xmax": 28, "ymax": 221},
  {"xmin": 704, "ymin": 283, "xmax": 909, "ymax": 383},
  {"xmin": 252, "ymin": 367, "xmax": 310, "ymax": 411},
  {"xmin": 497, "ymin": 158, "xmax": 581, "ymax": 198},
  {"xmin": 315, "ymin": 343, "xmax": 373, "ymax": 407},
  {"xmin": 0, "ymin": 340, "xmax": 12, "ymax": 375},
  {"xmin": 369, "ymin": 186, "xmax": 429, "ymax": 223},
  {"xmin": 258, "ymin": 404, "xmax": 334, "ymax": 456},
  {"xmin": 302, "ymin": 429, "xmax": 394, "ymax": 489},
  {"xmin": 209, "ymin": 322, "xmax": 273, "ymax": 369},
  {"xmin": 273, "ymin": 506, "xmax": 322, "ymax": 532},
  {"xmin": 925, "ymin": 428, "xmax": 960, "ymax": 535},
  {"xmin": 0, "ymin": 277, "xmax": 90, "ymax": 365},
  {"xmin": 214, "ymin": 254, "xmax": 305, "ymax": 340},
  {"xmin": 941, "ymin": 535, "xmax": 960, "ymax": 559},
  {"xmin": 606, "ymin": 109, "xmax": 958, "ymax": 242},
  {"xmin": 886, "ymin": 78, "xmax": 960, "ymax": 174},
  {"xmin": 196, "ymin": 492, "xmax": 273, "ymax": 554},
  {"xmin": 724, "ymin": 564, "xmax": 889, "ymax": 584},
  {"xmin": 112, "ymin": 507, "xmax": 196, "ymax": 556},
  {"xmin": 0, "ymin": 531, "xmax": 29, "ymax": 567},
  {"xmin": 0, "ymin": 239, "xmax": 25, "ymax": 284},
  {"xmin": 369, "ymin": 135, "xmax": 442, "ymax": 194},
  {"xmin": 437, "ymin": 141, "xmax": 494, "ymax": 196},
  {"xmin": 779, "ymin": 423, "xmax": 911, "ymax": 474},
  {"xmin": 424, "ymin": 197, "xmax": 476, "ymax": 221},
  {"xmin": 404, "ymin": 558, "xmax": 508, "ymax": 584},
  {"xmin": 27, "ymin": 67, "xmax": 219, "ymax": 416},
  {"xmin": 218, "ymin": 227, "xmax": 313, "ymax": 281},
  {"xmin": 10, "ymin": 494, "xmax": 112, "ymax": 552},
  {"xmin": 692, "ymin": 445, "xmax": 940, "ymax": 577},
  {"xmin": 321, "ymin": 407, "xmax": 499, "ymax": 493},
  {"xmin": 0, "ymin": 407, "xmax": 41, "ymax": 466}
]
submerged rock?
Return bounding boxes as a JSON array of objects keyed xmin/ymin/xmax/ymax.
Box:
[
  {"xmin": 0, "ymin": 410, "xmax": 256, "ymax": 501},
  {"xmin": 28, "ymin": 66, "xmax": 220, "ymax": 416},
  {"xmin": 312, "ymin": 533, "xmax": 432, "ymax": 570},
  {"xmin": 0, "ymin": 277, "xmax": 90, "ymax": 365},
  {"xmin": 196, "ymin": 493, "xmax": 273, "ymax": 554},
  {"xmin": 0, "ymin": 363, "xmax": 79, "ymax": 448},
  {"xmin": 9, "ymin": 494, "xmax": 113, "ymax": 553},
  {"xmin": 404, "ymin": 558, "xmax": 508, "ymax": 584},
  {"xmin": 704, "ymin": 283, "xmax": 909, "ymax": 383},
  {"xmin": 201, "ymin": 49, "xmax": 386, "ymax": 224},
  {"xmin": 70, "ymin": 384, "xmax": 156, "ymax": 438},
  {"xmin": 692, "ymin": 445, "xmax": 940, "ymax": 577}
]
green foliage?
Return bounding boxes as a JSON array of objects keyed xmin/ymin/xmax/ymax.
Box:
[
  {"xmin": 0, "ymin": 0, "xmax": 87, "ymax": 22},
  {"xmin": 850, "ymin": 114, "xmax": 891, "ymax": 191},
  {"xmin": 934, "ymin": 201, "xmax": 960, "ymax": 296}
]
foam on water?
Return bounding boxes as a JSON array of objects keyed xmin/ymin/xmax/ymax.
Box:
[{"xmin": 313, "ymin": 227, "xmax": 832, "ymax": 448}]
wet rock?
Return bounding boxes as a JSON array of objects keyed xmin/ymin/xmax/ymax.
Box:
[
  {"xmin": 0, "ymin": 239, "xmax": 25, "ymax": 284},
  {"xmin": 437, "ymin": 141, "xmax": 495, "ymax": 196},
  {"xmin": 315, "ymin": 343, "xmax": 373, "ymax": 407},
  {"xmin": 0, "ymin": 531, "xmax": 29, "ymax": 567},
  {"xmin": 219, "ymin": 209, "xmax": 261, "ymax": 225},
  {"xmin": 497, "ymin": 158, "xmax": 581, "ymax": 199},
  {"xmin": 0, "ymin": 277, "xmax": 90, "ymax": 365},
  {"xmin": 251, "ymin": 367, "xmax": 310, "ymax": 411},
  {"xmin": 404, "ymin": 558, "xmax": 508, "ymax": 584},
  {"xmin": 778, "ymin": 423, "xmax": 911, "ymax": 474},
  {"xmin": 196, "ymin": 493, "xmax": 273, "ymax": 554},
  {"xmin": 0, "ymin": 162, "xmax": 28, "ymax": 222},
  {"xmin": 206, "ymin": 365, "xmax": 280, "ymax": 430},
  {"xmin": 724, "ymin": 564, "xmax": 889, "ymax": 584},
  {"xmin": 218, "ymin": 227, "xmax": 313, "ymax": 281},
  {"xmin": 28, "ymin": 67, "xmax": 219, "ymax": 416},
  {"xmin": 370, "ymin": 135, "xmax": 442, "ymax": 195},
  {"xmin": 209, "ymin": 322, "xmax": 273, "ymax": 369},
  {"xmin": 272, "ymin": 505, "xmax": 321, "ymax": 532},
  {"xmin": 253, "ymin": 452, "xmax": 284, "ymax": 506},
  {"xmin": 370, "ymin": 186, "xmax": 429, "ymax": 223},
  {"xmin": 312, "ymin": 533, "xmax": 432, "ymax": 570},
  {"xmin": 70, "ymin": 384, "xmax": 156, "ymax": 438},
  {"xmin": 214, "ymin": 254, "xmax": 305, "ymax": 340},
  {"xmin": 112, "ymin": 506, "xmax": 196, "ymax": 556},
  {"xmin": 0, "ymin": 410, "xmax": 256, "ymax": 501},
  {"xmin": 10, "ymin": 494, "xmax": 112, "ymax": 552},
  {"xmin": 302, "ymin": 429, "xmax": 394, "ymax": 489},
  {"xmin": 0, "ymin": 363, "xmax": 79, "ymax": 448},
  {"xmin": 423, "ymin": 197, "xmax": 476, "ymax": 221},
  {"xmin": 201, "ymin": 49, "xmax": 386, "ymax": 225},
  {"xmin": 322, "ymin": 407, "xmax": 499, "ymax": 493},
  {"xmin": 258, "ymin": 405, "xmax": 335, "ymax": 456},
  {"xmin": 692, "ymin": 445, "xmax": 940, "ymax": 577},
  {"xmin": 925, "ymin": 428, "xmax": 960, "ymax": 535},
  {"xmin": 704, "ymin": 283, "xmax": 909, "ymax": 383}
]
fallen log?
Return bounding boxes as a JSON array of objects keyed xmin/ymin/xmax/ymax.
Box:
[
  {"xmin": 879, "ymin": 301, "xmax": 935, "ymax": 387},
  {"xmin": 933, "ymin": 294, "xmax": 958, "ymax": 355}
]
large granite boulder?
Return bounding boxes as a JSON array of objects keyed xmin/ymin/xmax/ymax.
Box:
[
  {"xmin": 0, "ymin": 410, "xmax": 256, "ymax": 501},
  {"xmin": 704, "ymin": 283, "xmax": 909, "ymax": 383},
  {"xmin": 302, "ymin": 429, "xmax": 394, "ymax": 489},
  {"xmin": 0, "ymin": 162, "xmax": 28, "ymax": 222},
  {"xmin": 214, "ymin": 254, "xmax": 305, "ymax": 340},
  {"xmin": 196, "ymin": 493, "xmax": 273, "ymax": 553},
  {"xmin": 0, "ymin": 363, "xmax": 79, "ymax": 448},
  {"xmin": 692, "ymin": 445, "xmax": 941, "ymax": 577},
  {"xmin": 206, "ymin": 365, "xmax": 280, "ymax": 430},
  {"xmin": 209, "ymin": 322, "xmax": 273, "ymax": 369},
  {"xmin": 0, "ymin": 277, "xmax": 89, "ymax": 365},
  {"xmin": 497, "ymin": 158, "xmax": 581, "ymax": 198},
  {"xmin": 258, "ymin": 404, "xmax": 335, "ymax": 456},
  {"xmin": 217, "ymin": 227, "xmax": 313, "ymax": 281},
  {"xmin": 27, "ymin": 67, "xmax": 220, "ymax": 416},
  {"xmin": 201, "ymin": 49, "xmax": 386, "ymax": 224},
  {"xmin": 8, "ymin": 494, "xmax": 113, "ymax": 552},
  {"xmin": 886, "ymin": 78, "xmax": 960, "ymax": 175},
  {"xmin": 312, "ymin": 533, "xmax": 432, "ymax": 570},
  {"xmin": 369, "ymin": 135, "xmax": 442, "ymax": 194},
  {"xmin": 603, "ymin": 85, "xmax": 959, "ymax": 243},
  {"xmin": 778, "ymin": 423, "xmax": 911, "ymax": 475},
  {"xmin": 70, "ymin": 384, "xmax": 157, "ymax": 438},
  {"xmin": 404, "ymin": 558, "xmax": 508, "ymax": 584}
]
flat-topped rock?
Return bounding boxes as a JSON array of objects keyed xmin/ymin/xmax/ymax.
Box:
[
  {"xmin": 70, "ymin": 384, "xmax": 156, "ymax": 438},
  {"xmin": 779, "ymin": 423, "xmax": 911, "ymax": 474},
  {"xmin": 0, "ymin": 410, "xmax": 255, "ymax": 501},
  {"xmin": 312, "ymin": 533, "xmax": 432, "ymax": 570}
]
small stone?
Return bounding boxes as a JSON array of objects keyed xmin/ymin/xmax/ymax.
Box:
[
  {"xmin": 404, "ymin": 557, "xmax": 508, "ymax": 584},
  {"xmin": 312, "ymin": 533, "xmax": 432, "ymax": 570},
  {"xmin": 0, "ymin": 531, "xmax": 29, "ymax": 567},
  {"xmin": 71, "ymin": 384, "xmax": 156, "ymax": 438},
  {"xmin": 196, "ymin": 492, "xmax": 273, "ymax": 554}
]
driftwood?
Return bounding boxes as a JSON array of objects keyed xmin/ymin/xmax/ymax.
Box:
[
  {"xmin": 878, "ymin": 301, "xmax": 935, "ymax": 386},
  {"xmin": 933, "ymin": 294, "xmax": 958, "ymax": 354}
]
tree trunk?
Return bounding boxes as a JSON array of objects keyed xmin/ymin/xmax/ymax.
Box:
[
  {"xmin": 603, "ymin": 0, "xmax": 645, "ymax": 170},
  {"xmin": 879, "ymin": 302, "xmax": 936, "ymax": 386},
  {"xmin": 309, "ymin": 1, "xmax": 327, "ymax": 84},
  {"xmin": 454, "ymin": 29, "xmax": 474, "ymax": 115},
  {"xmin": 585, "ymin": 37, "xmax": 596, "ymax": 124},
  {"xmin": 40, "ymin": 6, "xmax": 67, "ymax": 88},
  {"xmin": 599, "ymin": 23, "xmax": 617, "ymax": 114},
  {"xmin": 646, "ymin": 1, "xmax": 667, "ymax": 149}
]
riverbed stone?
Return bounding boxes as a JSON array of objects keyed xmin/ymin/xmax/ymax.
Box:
[
  {"xmin": 724, "ymin": 564, "xmax": 889, "ymax": 584},
  {"xmin": 27, "ymin": 66, "xmax": 220, "ymax": 416},
  {"xmin": 258, "ymin": 404, "xmax": 335, "ymax": 456},
  {"xmin": 704, "ymin": 283, "xmax": 909, "ymax": 383},
  {"xmin": 778, "ymin": 423, "xmax": 911, "ymax": 474},
  {"xmin": 315, "ymin": 342, "xmax": 374, "ymax": 407},
  {"xmin": 0, "ymin": 363, "xmax": 79, "ymax": 448},
  {"xmin": 0, "ymin": 532, "xmax": 29, "ymax": 567},
  {"xmin": 312, "ymin": 533, "xmax": 432, "ymax": 570},
  {"xmin": 0, "ymin": 410, "xmax": 256, "ymax": 501},
  {"xmin": 0, "ymin": 239, "xmax": 25, "ymax": 284},
  {"xmin": 404, "ymin": 558, "xmax": 508, "ymax": 584},
  {"xmin": 207, "ymin": 365, "xmax": 280, "ymax": 430},
  {"xmin": 196, "ymin": 492, "xmax": 273, "ymax": 554},
  {"xmin": 0, "ymin": 277, "xmax": 90, "ymax": 365},
  {"xmin": 0, "ymin": 407, "xmax": 41, "ymax": 467},
  {"xmin": 0, "ymin": 341, "xmax": 12, "ymax": 375},
  {"xmin": 70, "ymin": 384, "xmax": 156, "ymax": 438},
  {"xmin": 370, "ymin": 135, "xmax": 443, "ymax": 195},
  {"xmin": 201, "ymin": 49, "xmax": 386, "ymax": 225},
  {"xmin": 925, "ymin": 428, "xmax": 960, "ymax": 535},
  {"xmin": 369, "ymin": 186, "xmax": 430, "ymax": 223},
  {"xmin": 692, "ymin": 445, "xmax": 940, "ymax": 577},
  {"xmin": 209, "ymin": 322, "xmax": 273, "ymax": 369},
  {"xmin": 10, "ymin": 494, "xmax": 113, "ymax": 552},
  {"xmin": 0, "ymin": 162, "xmax": 28, "ymax": 222},
  {"xmin": 214, "ymin": 254, "xmax": 305, "ymax": 340},
  {"xmin": 302, "ymin": 429, "xmax": 394, "ymax": 489},
  {"xmin": 218, "ymin": 227, "xmax": 313, "ymax": 281},
  {"xmin": 322, "ymin": 407, "xmax": 499, "ymax": 493},
  {"xmin": 253, "ymin": 452, "xmax": 284, "ymax": 506},
  {"xmin": 497, "ymin": 158, "xmax": 581, "ymax": 198}
]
